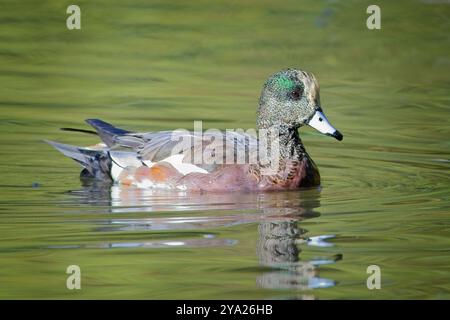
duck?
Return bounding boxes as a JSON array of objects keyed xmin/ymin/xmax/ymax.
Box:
[{"xmin": 47, "ymin": 69, "xmax": 343, "ymax": 192}]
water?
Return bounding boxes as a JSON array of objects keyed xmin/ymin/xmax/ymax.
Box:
[{"xmin": 0, "ymin": 0, "xmax": 449, "ymax": 299}]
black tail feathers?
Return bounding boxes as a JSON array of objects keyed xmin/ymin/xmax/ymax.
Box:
[
  {"xmin": 85, "ymin": 119, "xmax": 130, "ymax": 147},
  {"xmin": 45, "ymin": 140, "xmax": 112, "ymax": 181}
]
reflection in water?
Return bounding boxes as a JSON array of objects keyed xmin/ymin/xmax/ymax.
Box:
[
  {"xmin": 256, "ymin": 198, "xmax": 339, "ymax": 291},
  {"xmin": 64, "ymin": 180, "xmax": 341, "ymax": 292},
  {"xmin": 257, "ymin": 220, "xmax": 339, "ymax": 290}
]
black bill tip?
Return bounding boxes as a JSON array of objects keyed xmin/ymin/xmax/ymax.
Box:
[{"xmin": 328, "ymin": 130, "xmax": 343, "ymax": 141}]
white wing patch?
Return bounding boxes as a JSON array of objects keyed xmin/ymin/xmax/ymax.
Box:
[
  {"xmin": 110, "ymin": 151, "xmax": 143, "ymax": 181},
  {"xmin": 111, "ymin": 162, "xmax": 124, "ymax": 181},
  {"xmin": 143, "ymin": 154, "xmax": 208, "ymax": 175},
  {"xmin": 109, "ymin": 151, "xmax": 207, "ymax": 182}
]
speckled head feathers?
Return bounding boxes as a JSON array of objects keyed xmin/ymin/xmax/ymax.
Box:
[{"xmin": 257, "ymin": 69, "xmax": 321, "ymax": 130}]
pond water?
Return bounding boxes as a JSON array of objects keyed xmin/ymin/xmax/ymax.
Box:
[{"xmin": 0, "ymin": 0, "xmax": 449, "ymax": 299}]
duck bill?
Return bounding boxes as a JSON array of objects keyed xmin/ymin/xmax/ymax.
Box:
[{"xmin": 307, "ymin": 110, "xmax": 343, "ymax": 141}]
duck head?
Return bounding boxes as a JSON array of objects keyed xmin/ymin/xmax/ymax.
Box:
[{"xmin": 257, "ymin": 69, "xmax": 343, "ymax": 141}]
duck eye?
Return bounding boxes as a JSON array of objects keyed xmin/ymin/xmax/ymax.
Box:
[{"xmin": 290, "ymin": 87, "xmax": 303, "ymax": 100}]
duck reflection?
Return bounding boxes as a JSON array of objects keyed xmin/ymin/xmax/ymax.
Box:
[{"xmin": 64, "ymin": 180, "xmax": 340, "ymax": 291}]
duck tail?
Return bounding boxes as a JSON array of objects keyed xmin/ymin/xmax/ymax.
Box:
[
  {"xmin": 45, "ymin": 140, "xmax": 112, "ymax": 181},
  {"xmin": 85, "ymin": 119, "xmax": 131, "ymax": 147}
]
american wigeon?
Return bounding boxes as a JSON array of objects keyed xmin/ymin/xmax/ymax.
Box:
[{"xmin": 47, "ymin": 69, "xmax": 343, "ymax": 192}]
